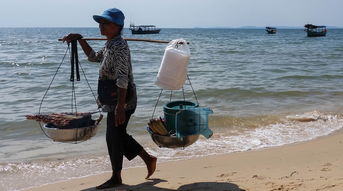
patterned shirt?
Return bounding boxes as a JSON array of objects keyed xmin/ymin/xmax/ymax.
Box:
[{"xmin": 88, "ymin": 36, "xmax": 137, "ymax": 111}]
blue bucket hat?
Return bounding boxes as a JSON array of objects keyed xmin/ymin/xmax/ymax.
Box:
[{"xmin": 93, "ymin": 8, "xmax": 125, "ymax": 26}]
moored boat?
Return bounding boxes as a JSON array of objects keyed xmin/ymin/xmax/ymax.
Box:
[
  {"xmin": 266, "ymin": 27, "xmax": 277, "ymax": 34},
  {"xmin": 129, "ymin": 24, "xmax": 161, "ymax": 34},
  {"xmin": 304, "ymin": 24, "xmax": 327, "ymax": 37}
]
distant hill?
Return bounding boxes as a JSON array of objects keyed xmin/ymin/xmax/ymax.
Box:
[
  {"xmin": 238, "ymin": 26, "xmax": 303, "ymax": 29},
  {"xmin": 193, "ymin": 26, "xmax": 342, "ymax": 29}
]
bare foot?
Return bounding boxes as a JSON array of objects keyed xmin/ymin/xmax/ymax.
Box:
[
  {"xmin": 96, "ymin": 178, "xmax": 122, "ymax": 189},
  {"xmin": 145, "ymin": 156, "xmax": 157, "ymax": 179}
]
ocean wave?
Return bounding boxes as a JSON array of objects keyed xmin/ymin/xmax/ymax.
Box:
[
  {"xmin": 2, "ymin": 111, "xmax": 342, "ymax": 191},
  {"xmin": 195, "ymin": 88, "xmax": 325, "ymax": 99},
  {"xmin": 276, "ymin": 74, "xmax": 343, "ymax": 80},
  {"xmin": 149, "ymin": 111, "xmax": 343, "ymax": 163}
]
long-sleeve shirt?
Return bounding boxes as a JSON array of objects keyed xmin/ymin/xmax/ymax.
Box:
[{"xmin": 88, "ymin": 35, "xmax": 137, "ymax": 111}]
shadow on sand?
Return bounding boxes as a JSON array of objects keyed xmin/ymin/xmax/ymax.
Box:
[{"xmin": 81, "ymin": 178, "xmax": 245, "ymax": 191}]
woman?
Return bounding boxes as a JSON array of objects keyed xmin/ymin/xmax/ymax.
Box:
[{"xmin": 63, "ymin": 8, "xmax": 157, "ymax": 189}]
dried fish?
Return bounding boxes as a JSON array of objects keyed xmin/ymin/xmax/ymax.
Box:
[
  {"xmin": 26, "ymin": 112, "xmax": 92, "ymax": 128},
  {"xmin": 148, "ymin": 118, "xmax": 169, "ymax": 136}
]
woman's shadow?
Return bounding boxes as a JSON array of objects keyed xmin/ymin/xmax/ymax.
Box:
[{"xmin": 81, "ymin": 178, "xmax": 245, "ymax": 191}]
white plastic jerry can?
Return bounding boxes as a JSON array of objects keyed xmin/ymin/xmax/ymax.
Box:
[{"xmin": 155, "ymin": 39, "xmax": 191, "ymax": 90}]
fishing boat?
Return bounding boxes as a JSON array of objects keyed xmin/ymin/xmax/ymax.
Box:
[
  {"xmin": 129, "ymin": 24, "xmax": 161, "ymax": 34},
  {"xmin": 304, "ymin": 24, "xmax": 327, "ymax": 37},
  {"xmin": 266, "ymin": 27, "xmax": 277, "ymax": 34}
]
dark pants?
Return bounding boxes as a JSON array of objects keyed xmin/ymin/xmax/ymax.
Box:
[{"xmin": 106, "ymin": 110, "xmax": 143, "ymax": 171}]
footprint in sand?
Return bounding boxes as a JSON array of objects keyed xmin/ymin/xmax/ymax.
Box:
[
  {"xmin": 217, "ymin": 172, "xmax": 237, "ymax": 178},
  {"xmin": 203, "ymin": 165, "xmax": 215, "ymax": 169},
  {"xmin": 320, "ymin": 163, "xmax": 332, "ymax": 172},
  {"xmin": 252, "ymin": 174, "xmax": 266, "ymax": 180},
  {"xmin": 320, "ymin": 167, "xmax": 330, "ymax": 172},
  {"xmin": 316, "ymin": 184, "xmax": 336, "ymax": 191},
  {"xmin": 270, "ymin": 183, "xmax": 303, "ymax": 191},
  {"xmin": 281, "ymin": 171, "xmax": 298, "ymax": 179}
]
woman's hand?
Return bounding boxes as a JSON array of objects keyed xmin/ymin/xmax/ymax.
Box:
[
  {"xmin": 115, "ymin": 104, "xmax": 126, "ymax": 126},
  {"xmin": 62, "ymin": 33, "xmax": 83, "ymax": 43}
]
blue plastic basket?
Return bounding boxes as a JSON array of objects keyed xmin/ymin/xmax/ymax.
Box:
[{"xmin": 163, "ymin": 100, "xmax": 213, "ymax": 138}]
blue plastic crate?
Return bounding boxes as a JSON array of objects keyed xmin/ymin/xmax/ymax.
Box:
[{"xmin": 163, "ymin": 100, "xmax": 213, "ymax": 138}]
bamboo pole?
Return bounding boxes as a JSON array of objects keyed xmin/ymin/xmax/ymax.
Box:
[
  {"xmin": 58, "ymin": 38, "xmax": 169, "ymax": 43},
  {"xmin": 58, "ymin": 38, "xmax": 189, "ymax": 44}
]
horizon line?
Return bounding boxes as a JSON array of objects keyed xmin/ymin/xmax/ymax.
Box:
[{"xmin": 0, "ymin": 26, "xmax": 342, "ymax": 29}]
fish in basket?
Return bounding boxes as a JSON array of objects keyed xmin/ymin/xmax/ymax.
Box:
[{"xmin": 26, "ymin": 112, "xmax": 103, "ymax": 142}]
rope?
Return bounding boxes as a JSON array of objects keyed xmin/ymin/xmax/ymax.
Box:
[
  {"xmin": 151, "ymin": 89, "xmax": 163, "ymax": 119},
  {"xmin": 38, "ymin": 45, "xmax": 70, "ymax": 114},
  {"xmin": 70, "ymin": 40, "xmax": 79, "ymax": 142},
  {"xmin": 169, "ymin": 91, "xmax": 173, "ymax": 102},
  {"xmin": 70, "ymin": 41, "xmax": 79, "ymax": 114},
  {"xmin": 77, "ymin": 56, "xmax": 101, "ymax": 140},
  {"xmin": 187, "ymin": 74, "xmax": 199, "ymax": 105},
  {"xmin": 70, "ymin": 40, "xmax": 81, "ymax": 82},
  {"xmin": 151, "ymin": 74, "xmax": 199, "ymax": 119},
  {"xmin": 38, "ymin": 41, "xmax": 100, "ymax": 143},
  {"xmin": 78, "ymin": 56, "xmax": 98, "ymax": 105},
  {"xmin": 38, "ymin": 44, "xmax": 70, "ymax": 140},
  {"xmin": 71, "ymin": 81, "xmax": 77, "ymax": 113}
]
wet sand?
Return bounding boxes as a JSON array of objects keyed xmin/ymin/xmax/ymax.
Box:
[{"xmin": 26, "ymin": 129, "xmax": 343, "ymax": 191}]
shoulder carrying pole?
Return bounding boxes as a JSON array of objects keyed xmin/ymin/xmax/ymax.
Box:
[{"xmin": 58, "ymin": 38, "xmax": 189, "ymax": 44}]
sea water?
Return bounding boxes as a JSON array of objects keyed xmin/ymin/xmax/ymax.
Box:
[{"xmin": 1, "ymin": 28, "xmax": 343, "ymax": 190}]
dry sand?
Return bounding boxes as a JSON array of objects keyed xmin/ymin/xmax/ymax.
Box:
[{"xmin": 26, "ymin": 129, "xmax": 343, "ymax": 191}]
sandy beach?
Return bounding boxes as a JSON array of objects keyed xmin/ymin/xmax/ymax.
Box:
[
  {"xmin": 26, "ymin": 129, "xmax": 343, "ymax": 191},
  {"xmin": 2, "ymin": 27, "xmax": 343, "ymax": 191}
]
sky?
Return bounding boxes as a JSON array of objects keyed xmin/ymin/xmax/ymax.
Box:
[{"xmin": 1, "ymin": 0, "xmax": 342, "ymax": 28}]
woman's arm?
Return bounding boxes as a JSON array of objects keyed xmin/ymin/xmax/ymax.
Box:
[
  {"xmin": 77, "ymin": 39, "xmax": 93, "ymax": 57},
  {"xmin": 62, "ymin": 33, "xmax": 103, "ymax": 62}
]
